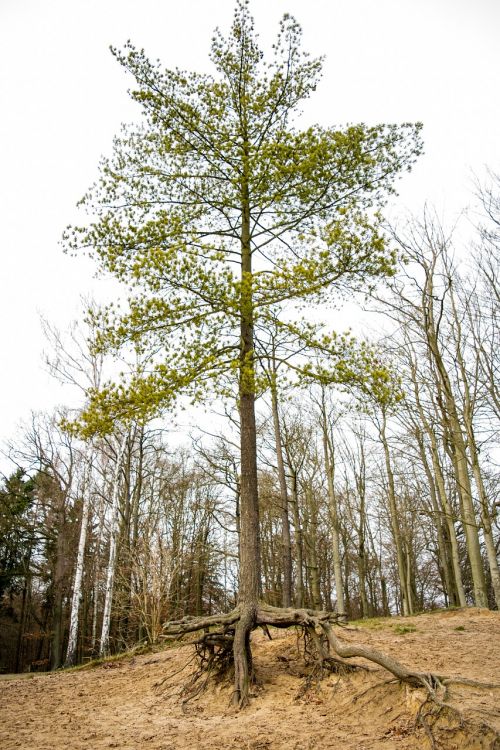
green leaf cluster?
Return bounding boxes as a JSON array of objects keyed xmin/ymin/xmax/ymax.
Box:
[{"xmin": 63, "ymin": 1, "xmax": 422, "ymax": 434}]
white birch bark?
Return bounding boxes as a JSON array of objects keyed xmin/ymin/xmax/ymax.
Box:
[
  {"xmin": 64, "ymin": 457, "xmax": 93, "ymax": 667},
  {"xmin": 90, "ymin": 490, "xmax": 106, "ymax": 653},
  {"xmin": 99, "ymin": 432, "xmax": 128, "ymax": 657}
]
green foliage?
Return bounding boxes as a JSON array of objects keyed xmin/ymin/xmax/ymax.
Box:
[
  {"xmin": 64, "ymin": 1, "xmax": 422, "ymax": 434},
  {"xmin": 0, "ymin": 470, "xmax": 36, "ymax": 598}
]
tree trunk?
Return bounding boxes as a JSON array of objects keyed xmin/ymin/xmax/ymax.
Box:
[
  {"xmin": 449, "ymin": 286, "xmax": 500, "ymax": 607},
  {"xmin": 100, "ymin": 433, "xmax": 128, "ymax": 657},
  {"xmin": 468, "ymin": 440, "xmax": 500, "ymax": 607},
  {"xmin": 234, "ymin": 166, "xmax": 260, "ymax": 706},
  {"xmin": 441, "ymin": 416, "xmax": 487, "ymax": 607},
  {"xmin": 65, "ymin": 460, "xmax": 92, "ymax": 667},
  {"xmin": 288, "ymin": 466, "xmax": 305, "ymax": 608},
  {"xmin": 304, "ymin": 486, "xmax": 322, "ymax": 610},
  {"xmin": 15, "ymin": 562, "xmax": 31, "ymax": 673},
  {"xmin": 380, "ymin": 410, "xmax": 413, "ymax": 616},
  {"xmin": 50, "ymin": 495, "xmax": 69, "ymax": 671},
  {"xmin": 319, "ymin": 394, "xmax": 345, "ymax": 616},
  {"xmin": 414, "ymin": 428, "xmax": 456, "ymax": 605},
  {"xmin": 423, "ymin": 268, "xmax": 488, "ymax": 607},
  {"xmin": 270, "ymin": 370, "xmax": 292, "ymax": 607},
  {"xmin": 407, "ymin": 350, "xmax": 467, "ymax": 607},
  {"xmin": 91, "ymin": 491, "xmax": 106, "ymax": 654}
]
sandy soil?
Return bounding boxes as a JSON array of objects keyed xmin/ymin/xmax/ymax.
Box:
[{"xmin": 1, "ymin": 608, "xmax": 499, "ymax": 749}]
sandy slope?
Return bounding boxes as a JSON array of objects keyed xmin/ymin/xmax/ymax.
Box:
[{"xmin": 1, "ymin": 608, "xmax": 499, "ymax": 750}]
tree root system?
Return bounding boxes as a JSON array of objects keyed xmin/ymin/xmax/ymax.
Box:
[{"xmin": 160, "ymin": 604, "xmax": 500, "ymax": 746}]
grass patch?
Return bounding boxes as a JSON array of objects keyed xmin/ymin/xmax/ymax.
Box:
[
  {"xmin": 421, "ymin": 606, "xmax": 463, "ymax": 616},
  {"xmin": 454, "ymin": 625, "xmax": 466, "ymax": 631},
  {"xmin": 393, "ymin": 624, "xmax": 417, "ymax": 635},
  {"xmin": 348, "ymin": 617, "xmax": 389, "ymax": 630},
  {"xmin": 64, "ymin": 649, "xmax": 142, "ymax": 673}
]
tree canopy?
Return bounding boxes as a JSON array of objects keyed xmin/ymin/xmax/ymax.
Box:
[{"xmin": 65, "ymin": 1, "xmax": 422, "ymax": 432}]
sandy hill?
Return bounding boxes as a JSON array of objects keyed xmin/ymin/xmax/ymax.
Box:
[{"xmin": 1, "ymin": 608, "xmax": 499, "ymax": 749}]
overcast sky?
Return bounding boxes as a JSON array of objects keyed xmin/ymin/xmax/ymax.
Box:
[{"xmin": 1, "ymin": 0, "xmax": 499, "ymax": 461}]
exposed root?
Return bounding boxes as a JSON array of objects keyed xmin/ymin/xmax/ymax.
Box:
[
  {"xmin": 179, "ymin": 629, "xmax": 236, "ymax": 710},
  {"xmin": 301, "ymin": 625, "xmax": 369, "ymax": 676},
  {"xmin": 162, "ymin": 603, "xmax": 441, "ymax": 697},
  {"xmin": 412, "ymin": 691, "xmax": 492, "ymax": 750},
  {"xmin": 160, "ymin": 602, "xmax": 499, "ymax": 747},
  {"xmin": 161, "ymin": 609, "xmax": 241, "ymax": 638},
  {"xmin": 153, "ymin": 650, "xmax": 198, "ymax": 690}
]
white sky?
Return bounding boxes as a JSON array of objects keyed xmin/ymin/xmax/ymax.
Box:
[{"xmin": 1, "ymin": 0, "xmax": 499, "ymax": 460}]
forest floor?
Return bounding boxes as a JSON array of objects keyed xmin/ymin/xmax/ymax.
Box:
[{"xmin": 1, "ymin": 608, "xmax": 499, "ymax": 750}]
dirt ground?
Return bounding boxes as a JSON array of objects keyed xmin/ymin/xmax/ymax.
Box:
[{"xmin": 1, "ymin": 608, "xmax": 499, "ymax": 749}]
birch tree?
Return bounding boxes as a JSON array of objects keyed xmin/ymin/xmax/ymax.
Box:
[
  {"xmin": 64, "ymin": 455, "xmax": 93, "ymax": 667},
  {"xmin": 99, "ymin": 431, "xmax": 129, "ymax": 657}
]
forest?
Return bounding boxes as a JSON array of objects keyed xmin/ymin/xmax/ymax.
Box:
[
  {"xmin": 2, "ymin": 196, "xmax": 499, "ymax": 675},
  {"xmin": 1, "ymin": 2, "xmax": 499, "ymax": 724}
]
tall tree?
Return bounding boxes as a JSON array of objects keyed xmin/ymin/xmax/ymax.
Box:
[
  {"xmin": 99, "ymin": 431, "xmax": 129, "ymax": 656},
  {"xmin": 0, "ymin": 471, "xmax": 35, "ymax": 601},
  {"xmin": 316, "ymin": 387, "xmax": 345, "ymax": 616},
  {"xmin": 65, "ymin": 3, "xmax": 422, "ymax": 704}
]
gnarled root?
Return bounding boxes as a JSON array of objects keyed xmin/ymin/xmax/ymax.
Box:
[
  {"xmin": 160, "ymin": 603, "xmax": 495, "ymax": 732},
  {"xmin": 319, "ymin": 621, "xmax": 446, "ymax": 693}
]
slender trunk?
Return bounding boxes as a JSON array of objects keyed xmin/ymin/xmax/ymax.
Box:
[
  {"xmin": 91, "ymin": 492, "xmax": 106, "ymax": 654},
  {"xmin": 50, "ymin": 501, "xmax": 68, "ymax": 671},
  {"xmin": 449, "ymin": 289, "xmax": 500, "ymax": 607},
  {"xmin": 354, "ymin": 438, "xmax": 370, "ymax": 618},
  {"xmin": 442, "ymin": 417, "xmax": 487, "ymax": 607},
  {"xmin": 50, "ymin": 576, "xmax": 64, "ymax": 670},
  {"xmin": 100, "ymin": 433, "xmax": 128, "ymax": 657},
  {"xmin": 469, "ymin": 443, "xmax": 500, "ymax": 606},
  {"xmin": 304, "ymin": 487, "xmax": 321, "ymax": 610},
  {"xmin": 15, "ymin": 562, "xmax": 31, "ymax": 672},
  {"xmin": 424, "ymin": 271, "xmax": 487, "ymax": 606},
  {"xmin": 270, "ymin": 371, "xmax": 292, "ymax": 608},
  {"xmin": 381, "ymin": 577, "xmax": 389, "ymax": 617},
  {"xmin": 129, "ymin": 426, "xmax": 143, "ymax": 641},
  {"xmin": 65, "ymin": 461, "xmax": 92, "ymax": 667},
  {"xmin": 342, "ymin": 530, "xmax": 351, "ymax": 616},
  {"xmin": 357, "ymin": 500, "xmax": 370, "ymax": 618},
  {"xmin": 289, "ymin": 466, "xmax": 305, "ymax": 607},
  {"xmin": 380, "ymin": 411, "xmax": 412, "ymax": 616},
  {"xmin": 405, "ymin": 545, "xmax": 416, "ymax": 612},
  {"xmin": 366, "ymin": 522, "xmax": 389, "ymax": 617},
  {"xmin": 320, "ymin": 396, "xmax": 345, "ymax": 616},
  {"xmin": 308, "ymin": 552, "xmax": 321, "ymax": 610},
  {"xmin": 408, "ymin": 353, "xmax": 467, "ymax": 607},
  {"xmin": 430, "ymin": 443, "xmax": 466, "ymax": 607},
  {"xmin": 414, "ymin": 429, "xmax": 456, "ymax": 605}
]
